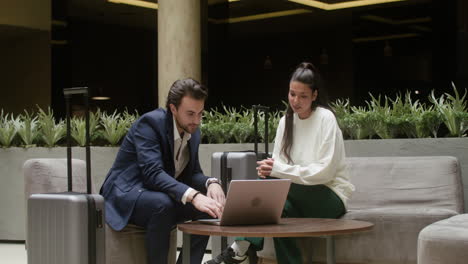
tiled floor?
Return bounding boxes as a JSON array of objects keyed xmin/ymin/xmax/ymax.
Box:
[{"xmin": 0, "ymin": 242, "xmax": 213, "ymax": 264}]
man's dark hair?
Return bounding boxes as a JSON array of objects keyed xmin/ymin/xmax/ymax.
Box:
[{"xmin": 165, "ymin": 78, "xmax": 208, "ymax": 109}]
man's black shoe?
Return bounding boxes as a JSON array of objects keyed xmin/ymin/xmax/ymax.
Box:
[{"xmin": 204, "ymin": 247, "xmax": 248, "ymax": 264}]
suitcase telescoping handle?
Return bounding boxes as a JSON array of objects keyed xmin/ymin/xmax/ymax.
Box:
[
  {"xmin": 253, "ymin": 105, "xmax": 270, "ymax": 160},
  {"xmin": 63, "ymin": 87, "xmax": 91, "ymax": 194}
]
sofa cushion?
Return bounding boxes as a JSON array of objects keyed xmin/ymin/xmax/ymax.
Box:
[
  {"xmin": 346, "ymin": 156, "xmax": 463, "ymax": 214},
  {"xmin": 418, "ymin": 214, "xmax": 468, "ymax": 264},
  {"xmin": 105, "ymin": 224, "xmax": 177, "ymax": 264},
  {"xmin": 24, "ymin": 158, "xmax": 89, "ymax": 200}
]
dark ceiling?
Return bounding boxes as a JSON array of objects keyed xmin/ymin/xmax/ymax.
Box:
[
  {"xmin": 66, "ymin": 0, "xmax": 158, "ymax": 29},
  {"xmin": 63, "ymin": 0, "xmax": 433, "ymax": 39},
  {"xmin": 48, "ymin": 0, "xmax": 462, "ymax": 113}
]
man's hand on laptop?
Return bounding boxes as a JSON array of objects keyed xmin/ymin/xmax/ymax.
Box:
[
  {"xmin": 207, "ymin": 181, "xmax": 226, "ymax": 206},
  {"xmin": 190, "ymin": 190, "xmax": 224, "ymax": 218}
]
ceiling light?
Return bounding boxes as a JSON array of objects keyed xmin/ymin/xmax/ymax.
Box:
[
  {"xmin": 108, "ymin": 0, "xmax": 240, "ymax": 9},
  {"xmin": 108, "ymin": 0, "xmax": 158, "ymax": 10},
  {"xmin": 208, "ymin": 9, "xmax": 312, "ymax": 24},
  {"xmin": 91, "ymin": 96, "xmax": 111, "ymax": 101},
  {"xmin": 92, "ymin": 88, "xmax": 111, "ymax": 101},
  {"xmin": 352, "ymin": 33, "xmax": 420, "ymax": 43},
  {"xmin": 208, "ymin": 0, "xmax": 240, "ymax": 4},
  {"xmin": 288, "ymin": 0, "xmax": 406, "ymax": 11},
  {"xmin": 361, "ymin": 15, "xmax": 431, "ymax": 25}
]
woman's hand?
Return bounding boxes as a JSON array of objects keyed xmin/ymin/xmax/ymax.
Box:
[{"xmin": 257, "ymin": 158, "xmax": 274, "ymax": 178}]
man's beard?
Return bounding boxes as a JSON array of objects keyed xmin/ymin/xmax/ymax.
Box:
[{"xmin": 175, "ymin": 117, "xmax": 197, "ymax": 134}]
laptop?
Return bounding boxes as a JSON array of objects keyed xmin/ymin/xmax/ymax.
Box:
[{"xmin": 196, "ymin": 179, "xmax": 291, "ymax": 226}]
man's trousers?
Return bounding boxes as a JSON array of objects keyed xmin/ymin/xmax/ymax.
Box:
[{"xmin": 130, "ymin": 190, "xmax": 210, "ymax": 264}]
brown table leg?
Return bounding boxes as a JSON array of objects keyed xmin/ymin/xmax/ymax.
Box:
[{"xmin": 183, "ymin": 232, "xmax": 191, "ymax": 264}]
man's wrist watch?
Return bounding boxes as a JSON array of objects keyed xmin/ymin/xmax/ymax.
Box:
[{"xmin": 207, "ymin": 178, "xmax": 221, "ymax": 187}]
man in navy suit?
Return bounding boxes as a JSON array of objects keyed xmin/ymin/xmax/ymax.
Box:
[{"xmin": 100, "ymin": 78, "xmax": 225, "ymax": 264}]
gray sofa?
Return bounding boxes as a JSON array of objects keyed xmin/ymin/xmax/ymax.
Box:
[{"xmin": 258, "ymin": 156, "xmax": 464, "ymax": 264}]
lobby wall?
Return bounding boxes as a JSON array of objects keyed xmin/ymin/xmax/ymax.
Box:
[
  {"xmin": 0, "ymin": 0, "xmax": 50, "ymax": 31},
  {"xmin": 0, "ymin": 32, "xmax": 51, "ymax": 115},
  {"xmin": 0, "ymin": 0, "xmax": 51, "ymax": 115}
]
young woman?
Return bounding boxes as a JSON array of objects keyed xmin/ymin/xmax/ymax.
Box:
[{"xmin": 206, "ymin": 62, "xmax": 355, "ymax": 264}]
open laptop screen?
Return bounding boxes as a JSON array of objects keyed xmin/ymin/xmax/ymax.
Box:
[{"xmin": 197, "ymin": 179, "xmax": 291, "ymax": 226}]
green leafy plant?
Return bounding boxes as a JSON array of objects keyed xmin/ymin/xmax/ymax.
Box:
[
  {"xmin": 269, "ymin": 109, "xmax": 283, "ymax": 141},
  {"xmin": 200, "ymin": 108, "xmax": 235, "ymax": 144},
  {"xmin": 37, "ymin": 106, "xmax": 66, "ymax": 147},
  {"xmin": 330, "ymin": 99, "xmax": 352, "ymax": 139},
  {"xmin": 100, "ymin": 110, "xmax": 136, "ymax": 146},
  {"xmin": 123, "ymin": 109, "xmax": 139, "ymax": 124},
  {"xmin": 0, "ymin": 84, "xmax": 466, "ymax": 148},
  {"xmin": 257, "ymin": 110, "xmax": 282, "ymax": 143},
  {"xmin": 200, "ymin": 105, "xmax": 282, "ymax": 144},
  {"xmin": 15, "ymin": 110, "xmax": 39, "ymax": 147},
  {"xmin": 200, "ymin": 123, "xmax": 216, "ymax": 143},
  {"xmin": 407, "ymin": 99, "xmax": 442, "ymax": 138},
  {"xmin": 211, "ymin": 122, "xmax": 235, "ymax": 144},
  {"xmin": 71, "ymin": 109, "xmax": 101, "ymax": 146},
  {"xmin": 366, "ymin": 94, "xmax": 392, "ymax": 139},
  {"xmin": 390, "ymin": 92, "xmax": 417, "ymax": 138},
  {"xmin": 0, "ymin": 110, "xmax": 19, "ymax": 147},
  {"xmin": 231, "ymin": 108, "xmax": 254, "ymax": 143},
  {"xmin": 200, "ymin": 110, "xmax": 218, "ymax": 143},
  {"xmin": 366, "ymin": 93, "xmax": 411, "ymax": 139},
  {"xmin": 349, "ymin": 106, "xmax": 374, "ymax": 139},
  {"xmin": 200, "ymin": 110, "xmax": 215, "ymax": 143},
  {"xmin": 429, "ymin": 83, "xmax": 468, "ymax": 137}
]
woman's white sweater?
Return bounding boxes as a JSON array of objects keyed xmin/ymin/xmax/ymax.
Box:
[{"xmin": 270, "ymin": 107, "xmax": 355, "ymax": 207}]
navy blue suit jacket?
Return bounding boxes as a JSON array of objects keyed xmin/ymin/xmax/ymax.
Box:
[{"xmin": 100, "ymin": 108, "xmax": 209, "ymax": 231}]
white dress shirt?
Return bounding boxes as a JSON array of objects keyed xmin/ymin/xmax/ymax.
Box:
[
  {"xmin": 173, "ymin": 117, "xmax": 195, "ymax": 204},
  {"xmin": 172, "ymin": 117, "xmax": 220, "ymax": 204}
]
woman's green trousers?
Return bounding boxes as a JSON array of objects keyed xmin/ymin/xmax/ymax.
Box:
[{"xmin": 238, "ymin": 184, "xmax": 346, "ymax": 264}]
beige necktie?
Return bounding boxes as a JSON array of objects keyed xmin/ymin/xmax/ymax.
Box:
[{"xmin": 176, "ymin": 132, "xmax": 184, "ymax": 161}]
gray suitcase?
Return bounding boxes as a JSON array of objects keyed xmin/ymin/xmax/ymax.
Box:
[
  {"xmin": 27, "ymin": 87, "xmax": 105, "ymax": 264},
  {"xmin": 210, "ymin": 105, "xmax": 271, "ymax": 257},
  {"xmin": 210, "ymin": 151, "xmax": 258, "ymax": 256}
]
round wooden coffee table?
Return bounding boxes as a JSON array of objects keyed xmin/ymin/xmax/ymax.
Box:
[{"xmin": 178, "ymin": 218, "xmax": 373, "ymax": 264}]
